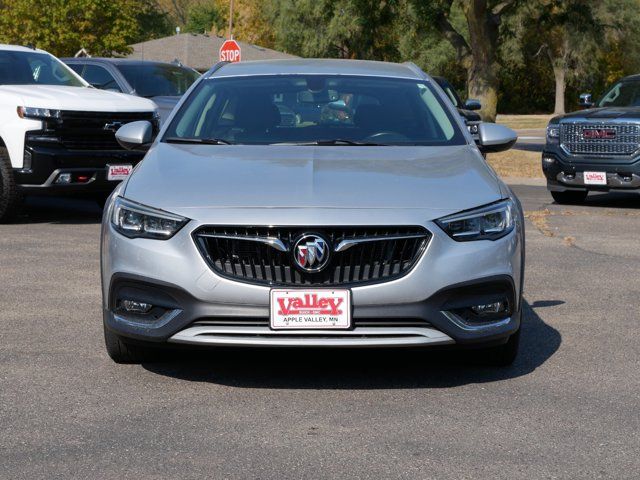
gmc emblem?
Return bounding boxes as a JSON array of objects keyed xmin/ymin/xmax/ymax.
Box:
[{"xmin": 582, "ymin": 128, "xmax": 616, "ymax": 140}]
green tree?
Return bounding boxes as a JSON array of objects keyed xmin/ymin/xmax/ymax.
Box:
[
  {"xmin": 269, "ymin": 0, "xmax": 400, "ymax": 60},
  {"xmin": 407, "ymin": 0, "xmax": 520, "ymax": 121},
  {"xmin": 184, "ymin": 3, "xmax": 224, "ymax": 34},
  {"xmin": 0, "ymin": 0, "xmax": 145, "ymax": 56}
]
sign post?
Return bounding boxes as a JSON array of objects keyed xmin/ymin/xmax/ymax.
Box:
[{"xmin": 219, "ymin": 39, "xmax": 241, "ymax": 63}]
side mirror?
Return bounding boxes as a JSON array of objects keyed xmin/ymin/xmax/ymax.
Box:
[
  {"xmin": 115, "ymin": 121, "xmax": 154, "ymax": 151},
  {"xmin": 476, "ymin": 123, "xmax": 517, "ymax": 153},
  {"xmin": 463, "ymin": 98, "xmax": 482, "ymax": 111},
  {"xmin": 579, "ymin": 93, "xmax": 594, "ymax": 108}
]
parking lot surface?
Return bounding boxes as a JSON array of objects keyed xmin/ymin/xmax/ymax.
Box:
[{"xmin": 1, "ymin": 183, "xmax": 639, "ymax": 479}]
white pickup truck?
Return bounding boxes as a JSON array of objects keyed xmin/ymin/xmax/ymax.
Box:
[{"xmin": 0, "ymin": 44, "xmax": 158, "ymax": 222}]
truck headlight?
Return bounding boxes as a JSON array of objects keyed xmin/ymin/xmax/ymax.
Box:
[
  {"xmin": 436, "ymin": 199, "xmax": 515, "ymax": 241},
  {"xmin": 546, "ymin": 125, "xmax": 560, "ymax": 141},
  {"xmin": 17, "ymin": 106, "xmax": 61, "ymax": 120},
  {"xmin": 111, "ymin": 197, "xmax": 189, "ymax": 239}
]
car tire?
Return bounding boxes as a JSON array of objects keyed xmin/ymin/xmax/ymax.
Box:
[
  {"xmin": 103, "ymin": 324, "xmax": 159, "ymax": 364},
  {"xmin": 550, "ymin": 190, "xmax": 588, "ymax": 205},
  {"xmin": 0, "ymin": 147, "xmax": 23, "ymax": 223},
  {"xmin": 480, "ymin": 328, "xmax": 520, "ymax": 367}
]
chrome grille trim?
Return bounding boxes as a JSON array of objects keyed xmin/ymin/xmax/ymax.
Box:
[
  {"xmin": 193, "ymin": 226, "xmax": 431, "ymax": 287},
  {"xmin": 560, "ymin": 122, "xmax": 640, "ymax": 156}
]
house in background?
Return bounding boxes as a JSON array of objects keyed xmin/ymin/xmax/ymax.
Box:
[{"xmin": 127, "ymin": 33, "xmax": 298, "ymax": 72}]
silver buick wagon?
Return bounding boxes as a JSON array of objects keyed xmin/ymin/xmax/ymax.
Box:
[{"xmin": 102, "ymin": 59, "xmax": 523, "ymax": 365}]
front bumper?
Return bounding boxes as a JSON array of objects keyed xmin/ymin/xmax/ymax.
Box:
[
  {"xmin": 542, "ymin": 149, "xmax": 640, "ymax": 192},
  {"xmin": 101, "ymin": 208, "xmax": 524, "ymax": 349},
  {"xmin": 14, "ymin": 144, "xmax": 144, "ymax": 194}
]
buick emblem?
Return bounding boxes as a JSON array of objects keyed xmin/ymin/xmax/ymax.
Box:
[
  {"xmin": 293, "ymin": 234, "xmax": 330, "ymax": 272},
  {"xmin": 104, "ymin": 121, "xmax": 124, "ymax": 132}
]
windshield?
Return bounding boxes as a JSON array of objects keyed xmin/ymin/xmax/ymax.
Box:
[
  {"xmin": 0, "ymin": 50, "xmax": 84, "ymax": 87},
  {"xmin": 598, "ymin": 80, "xmax": 640, "ymax": 107},
  {"xmin": 163, "ymin": 75, "xmax": 465, "ymax": 146},
  {"xmin": 118, "ymin": 64, "xmax": 200, "ymax": 97}
]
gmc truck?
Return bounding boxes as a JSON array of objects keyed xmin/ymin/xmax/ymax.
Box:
[
  {"xmin": 0, "ymin": 45, "xmax": 158, "ymax": 222},
  {"xmin": 543, "ymin": 74, "xmax": 640, "ymax": 203}
]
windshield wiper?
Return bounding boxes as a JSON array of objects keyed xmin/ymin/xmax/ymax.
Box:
[
  {"xmin": 317, "ymin": 139, "xmax": 388, "ymax": 146},
  {"xmin": 164, "ymin": 137, "xmax": 233, "ymax": 145},
  {"xmin": 273, "ymin": 139, "xmax": 388, "ymax": 146}
]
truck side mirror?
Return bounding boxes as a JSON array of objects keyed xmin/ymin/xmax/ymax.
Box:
[
  {"xmin": 579, "ymin": 93, "xmax": 594, "ymax": 108},
  {"xmin": 463, "ymin": 99, "xmax": 481, "ymax": 111}
]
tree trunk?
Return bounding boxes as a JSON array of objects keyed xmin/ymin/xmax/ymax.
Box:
[
  {"xmin": 552, "ymin": 64, "xmax": 566, "ymax": 115},
  {"xmin": 463, "ymin": 0, "xmax": 500, "ymax": 122},
  {"xmin": 467, "ymin": 61, "xmax": 499, "ymax": 123}
]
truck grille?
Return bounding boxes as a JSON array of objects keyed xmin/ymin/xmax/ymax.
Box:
[
  {"xmin": 560, "ymin": 123, "xmax": 640, "ymax": 156},
  {"xmin": 46, "ymin": 111, "xmax": 156, "ymax": 150},
  {"xmin": 193, "ymin": 226, "xmax": 430, "ymax": 287}
]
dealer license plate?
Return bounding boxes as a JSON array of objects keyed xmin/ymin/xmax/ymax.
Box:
[
  {"xmin": 583, "ymin": 171, "xmax": 607, "ymax": 185},
  {"xmin": 270, "ymin": 289, "xmax": 351, "ymax": 330},
  {"xmin": 107, "ymin": 164, "xmax": 133, "ymax": 181}
]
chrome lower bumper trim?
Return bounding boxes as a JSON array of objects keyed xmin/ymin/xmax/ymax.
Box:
[{"xmin": 168, "ymin": 325, "xmax": 455, "ymax": 348}]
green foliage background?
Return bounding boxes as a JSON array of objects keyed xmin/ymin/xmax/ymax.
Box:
[{"xmin": 1, "ymin": 0, "xmax": 640, "ymax": 113}]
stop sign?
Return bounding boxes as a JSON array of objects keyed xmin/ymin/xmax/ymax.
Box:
[{"xmin": 219, "ymin": 39, "xmax": 241, "ymax": 63}]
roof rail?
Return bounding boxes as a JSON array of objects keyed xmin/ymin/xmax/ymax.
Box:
[
  {"xmin": 205, "ymin": 61, "xmax": 230, "ymax": 78},
  {"xmin": 402, "ymin": 62, "xmax": 429, "ymax": 80}
]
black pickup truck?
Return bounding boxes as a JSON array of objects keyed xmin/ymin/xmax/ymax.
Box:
[{"xmin": 543, "ymin": 75, "xmax": 640, "ymax": 203}]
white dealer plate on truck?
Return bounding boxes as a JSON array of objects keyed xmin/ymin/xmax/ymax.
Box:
[
  {"xmin": 584, "ymin": 171, "xmax": 607, "ymax": 185},
  {"xmin": 107, "ymin": 164, "xmax": 133, "ymax": 181}
]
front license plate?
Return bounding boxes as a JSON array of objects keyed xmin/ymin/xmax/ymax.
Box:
[
  {"xmin": 583, "ymin": 171, "xmax": 607, "ymax": 185},
  {"xmin": 270, "ymin": 289, "xmax": 351, "ymax": 330},
  {"xmin": 107, "ymin": 164, "xmax": 133, "ymax": 181}
]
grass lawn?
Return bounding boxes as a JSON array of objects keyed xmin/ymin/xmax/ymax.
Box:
[
  {"xmin": 496, "ymin": 114, "xmax": 552, "ymax": 130},
  {"xmin": 486, "ymin": 149, "xmax": 542, "ymax": 178}
]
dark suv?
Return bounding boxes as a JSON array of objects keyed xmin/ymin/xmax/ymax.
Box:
[
  {"xmin": 433, "ymin": 76, "xmax": 482, "ymax": 138},
  {"xmin": 543, "ymin": 75, "xmax": 640, "ymax": 203},
  {"xmin": 62, "ymin": 58, "xmax": 200, "ymax": 123}
]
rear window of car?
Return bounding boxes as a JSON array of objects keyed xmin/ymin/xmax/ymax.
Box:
[
  {"xmin": 163, "ymin": 75, "xmax": 466, "ymax": 146},
  {"xmin": 118, "ymin": 64, "xmax": 200, "ymax": 98}
]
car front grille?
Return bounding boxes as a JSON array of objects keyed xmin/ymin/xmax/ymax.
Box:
[
  {"xmin": 560, "ymin": 123, "xmax": 640, "ymax": 156},
  {"xmin": 193, "ymin": 226, "xmax": 430, "ymax": 287},
  {"xmin": 36, "ymin": 111, "xmax": 156, "ymax": 150}
]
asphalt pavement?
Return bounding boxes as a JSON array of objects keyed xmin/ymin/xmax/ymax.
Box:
[{"xmin": 1, "ymin": 184, "xmax": 639, "ymax": 479}]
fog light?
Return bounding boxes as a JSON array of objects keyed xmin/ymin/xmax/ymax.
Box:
[
  {"xmin": 471, "ymin": 301, "xmax": 507, "ymax": 316},
  {"xmin": 55, "ymin": 173, "xmax": 72, "ymax": 184},
  {"xmin": 121, "ymin": 299, "xmax": 153, "ymax": 314},
  {"xmin": 542, "ymin": 156, "xmax": 555, "ymax": 165}
]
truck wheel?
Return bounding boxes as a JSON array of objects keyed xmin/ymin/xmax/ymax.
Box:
[
  {"xmin": 550, "ymin": 190, "xmax": 588, "ymax": 205},
  {"xmin": 104, "ymin": 324, "xmax": 159, "ymax": 364},
  {"xmin": 478, "ymin": 328, "xmax": 520, "ymax": 367},
  {"xmin": 0, "ymin": 147, "xmax": 22, "ymax": 223}
]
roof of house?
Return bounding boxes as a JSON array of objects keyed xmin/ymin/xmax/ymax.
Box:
[{"xmin": 126, "ymin": 33, "xmax": 298, "ymax": 71}]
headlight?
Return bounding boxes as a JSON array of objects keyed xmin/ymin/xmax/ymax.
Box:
[
  {"xmin": 111, "ymin": 197, "xmax": 189, "ymax": 239},
  {"xmin": 436, "ymin": 199, "xmax": 515, "ymax": 241},
  {"xmin": 17, "ymin": 106, "xmax": 61, "ymax": 120},
  {"xmin": 546, "ymin": 125, "xmax": 560, "ymax": 141}
]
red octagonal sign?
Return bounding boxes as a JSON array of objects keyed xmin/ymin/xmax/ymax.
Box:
[{"xmin": 219, "ymin": 39, "xmax": 241, "ymax": 63}]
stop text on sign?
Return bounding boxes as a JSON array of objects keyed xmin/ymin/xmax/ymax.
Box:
[{"xmin": 219, "ymin": 39, "xmax": 241, "ymax": 63}]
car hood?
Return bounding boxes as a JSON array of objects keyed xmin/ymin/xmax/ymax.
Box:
[
  {"xmin": 124, "ymin": 144, "xmax": 503, "ymax": 220},
  {"xmin": 0, "ymin": 85, "xmax": 156, "ymax": 111},
  {"xmin": 554, "ymin": 106, "xmax": 640, "ymax": 123}
]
